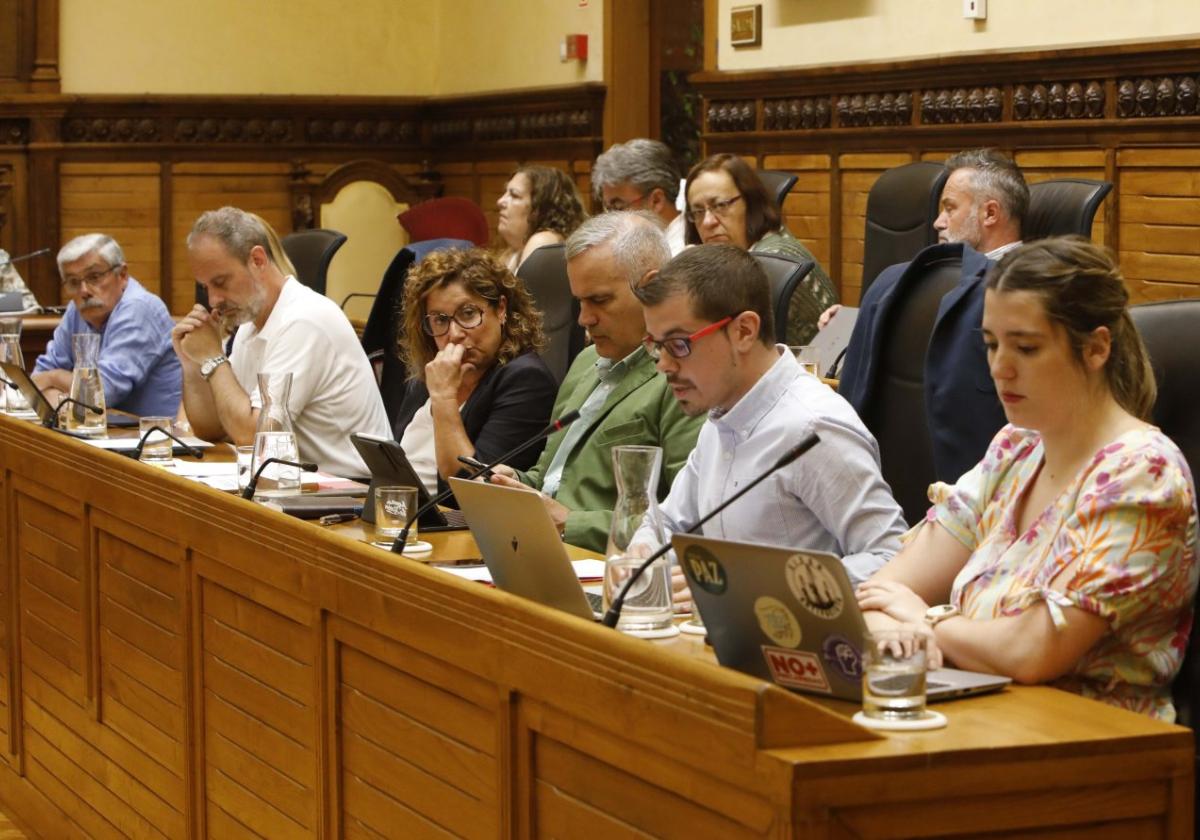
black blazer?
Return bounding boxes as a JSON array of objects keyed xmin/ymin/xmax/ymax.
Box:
[
  {"xmin": 840, "ymin": 242, "xmax": 1007, "ymax": 483},
  {"xmin": 392, "ymin": 350, "xmax": 559, "ymax": 502}
]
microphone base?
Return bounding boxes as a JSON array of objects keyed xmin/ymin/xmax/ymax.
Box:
[
  {"xmin": 374, "ymin": 539, "xmax": 433, "ymax": 557},
  {"xmin": 612, "ymin": 624, "xmax": 679, "ymax": 640}
]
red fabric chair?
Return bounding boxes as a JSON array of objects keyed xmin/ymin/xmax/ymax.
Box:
[{"xmin": 398, "ymin": 197, "xmax": 490, "ymax": 247}]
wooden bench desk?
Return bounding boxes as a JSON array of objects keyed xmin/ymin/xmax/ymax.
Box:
[{"xmin": 0, "ymin": 414, "xmax": 1191, "ymax": 838}]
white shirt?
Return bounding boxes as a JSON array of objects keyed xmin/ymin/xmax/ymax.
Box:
[
  {"xmin": 653, "ymin": 347, "xmax": 906, "ymax": 585},
  {"xmin": 665, "ymin": 213, "xmax": 686, "ymax": 256},
  {"xmin": 230, "ymin": 277, "xmax": 391, "ymax": 477},
  {"xmin": 399, "ymin": 396, "xmax": 438, "ymax": 495},
  {"xmin": 985, "ymin": 240, "xmax": 1023, "ymax": 260}
]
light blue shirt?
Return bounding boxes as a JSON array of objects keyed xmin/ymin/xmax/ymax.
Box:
[
  {"xmin": 541, "ymin": 346, "xmax": 642, "ymax": 497},
  {"xmin": 657, "ymin": 346, "xmax": 906, "ymax": 585},
  {"xmin": 34, "ymin": 277, "xmax": 182, "ymax": 417}
]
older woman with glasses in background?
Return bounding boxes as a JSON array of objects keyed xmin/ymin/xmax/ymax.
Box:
[
  {"xmin": 393, "ymin": 248, "xmax": 557, "ymax": 501},
  {"xmin": 684, "ymin": 153, "xmax": 838, "ymax": 345}
]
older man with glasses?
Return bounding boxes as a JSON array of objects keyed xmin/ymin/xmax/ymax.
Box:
[
  {"xmin": 633, "ymin": 244, "xmax": 905, "ymax": 608},
  {"xmin": 591, "ymin": 139, "xmax": 687, "ymax": 255},
  {"xmin": 32, "ymin": 233, "xmax": 182, "ymax": 417}
]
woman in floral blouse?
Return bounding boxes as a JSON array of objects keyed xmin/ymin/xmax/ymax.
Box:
[{"xmin": 857, "ymin": 236, "xmax": 1197, "ymax": 720}]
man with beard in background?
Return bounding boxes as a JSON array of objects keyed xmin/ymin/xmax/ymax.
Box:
[{"xmin": 172, "ymin": 206, "xmax": 388, "ymax": 476}]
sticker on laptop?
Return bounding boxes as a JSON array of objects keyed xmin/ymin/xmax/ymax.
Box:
[
  {"xmin": 682, "ymin": 544, "xmax": 727, "ymax": 595},
  {"xmin": 785, "ymin": 553, "xmax": 844, "ymax": 620},
  {"xmin": 754, "ymin": 596, "xmax": 802, "ymax": 648},
  {"xmin": 820, "ymin": 633, "xmax": 863, "ymax": 682},
  {"xmin": 761, "ymin": 646, "xmax": 831, "ymax": 694}
]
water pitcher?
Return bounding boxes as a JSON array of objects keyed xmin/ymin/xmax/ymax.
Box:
[
  {"xmin": 0, "ymin": 318, "xmax": 34, "ymax": 417},
  {"xmin": 251, "ymin": 371, "xmax": 300, "ymax": 497},
  {"xmin": 65, "ymin": 333, "xmax": 106, "ymax": 434},
  {"xmin": 603, "ymin": 445, "xmax": 674, "ymax": 635}
]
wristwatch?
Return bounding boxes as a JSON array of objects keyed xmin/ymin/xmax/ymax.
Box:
[
  {"xmin": 924, "ymin": 604, "xmax": 960, "ymax": 627},
  {"xmin": 200, "ymin": 354, "xmax": 228, "ymax": 381}
]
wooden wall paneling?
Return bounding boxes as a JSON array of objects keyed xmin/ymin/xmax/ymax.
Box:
[
  {"xmin": 59, "ymin": 162, "xmax": 163, "ymax": 295},
  {"xmin": 0, "ymin": 471, "xmax": 8, "ymax": 762},
  {"xmin": 169, "ymin": 161, "xmax": 292, "ymax": 314},
  {"xmin": 761, "ymin": 152, "xmax": 833, "ymax": 285},
  {"xmin": 838, "ymin": 152, "xmax": 916, "ymax": 306},
  {"xmin": 1116, "ymin": 147, "xmax": 1200, "ymax": 302}
]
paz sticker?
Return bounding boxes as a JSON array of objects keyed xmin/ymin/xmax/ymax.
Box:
[
  {"xmin": 761, "ymin": 646, "xmax": 831, "ymax": 694},
  {"xmin": 753, "ymin": 596, "xmax": 802, "ymax": 648},
  {"xmin": 785, "ymin": 553, "xmax": 844, "ymax": 620},
  {"xmin": 682, "ymin": 544, "xmax": 727, "ymax": 595},
  {"xmin": 820, "ymin": 633, "xmax": 863, "ymax": 682}
]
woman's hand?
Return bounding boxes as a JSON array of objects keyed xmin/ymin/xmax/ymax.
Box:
[
  {"xmin": 856, "ymin": 579, "xmax": 931, "ymax": 625},
  {"xmin": 425, "ymin": 343, "xmax": 474, "ymax": 402}
]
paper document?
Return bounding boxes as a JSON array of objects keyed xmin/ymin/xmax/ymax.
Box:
[{"xmin": 437, "ymin": 558, "xmax": 605, "ymax": 584}]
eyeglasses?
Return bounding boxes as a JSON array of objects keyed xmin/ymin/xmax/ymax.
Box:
[
  {"xmin": 643, "ymin": 315, "xmax": 735, "ymax": 361},
  {"xmin": 62, "ymin": 264, "xmax": 122, "ymax": 293},
  {"xmin": 603, "ymin": 193, "xmax": 646, "ymax": 212},
  {"xmin": 422, "ymin": 303, "xmax": 486, "ymax": 337},
  {"xmin": 685, "ymin": 195, "xmax": 742, "ymax": 224}
]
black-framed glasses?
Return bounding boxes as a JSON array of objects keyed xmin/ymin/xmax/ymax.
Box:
[
  {"xmin": 643, "ymin": 315, "xmax": 735, "ymax": 361},
  {"xmin": 62, "ymin": 263, "xmax": 122, "ymax": 294},
  {"xmin": 422, "ymin": 303, "xmax": 486, "ymax": 337},
  {"xmin": 685, "ymin": 195, "xmax": 742, "ymax": 224}
]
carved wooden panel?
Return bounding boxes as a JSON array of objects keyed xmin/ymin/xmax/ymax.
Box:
[
  {"xmin": 333, "ymin": 619, "xmax": 500, "ymax": 838},
  {"xmin": 199, "ymin": 575, "xmax": 316, "ymax": 838},
  {"xmin": 59, "ymin": 162, "xmax": 162, "ymax": 295}
]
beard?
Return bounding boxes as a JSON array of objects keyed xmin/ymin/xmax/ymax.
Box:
[{"xmin": 213, "ymin": 283, "xmax": 267, "ymax": 333}]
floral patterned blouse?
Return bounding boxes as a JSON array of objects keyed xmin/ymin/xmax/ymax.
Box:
[{"xmin": 927, "ymin": 424, "xmax": 1198, "ymax": 720}]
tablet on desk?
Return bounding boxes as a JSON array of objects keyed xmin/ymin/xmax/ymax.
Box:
[{"xmin": 349, "ymin": 432, "xmax": 466, "ymax": 531}]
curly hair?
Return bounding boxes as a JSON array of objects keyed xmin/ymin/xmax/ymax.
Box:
[
  {"xmin": 398, "ymin": 247, "xmax": 546, "ymax": 381},
  {"xmin": 519, "ymin": 165, "xmax": 588, "ymax": 239}
]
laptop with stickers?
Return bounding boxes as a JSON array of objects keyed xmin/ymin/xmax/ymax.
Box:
[{"xmin": 673, "ymin": 534, "xmax": 1010, "ymax": 703}]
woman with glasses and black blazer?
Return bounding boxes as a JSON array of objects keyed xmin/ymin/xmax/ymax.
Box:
[{"xmin": 392, "ymin": 248, "xmax": 557, "ymax": 503}]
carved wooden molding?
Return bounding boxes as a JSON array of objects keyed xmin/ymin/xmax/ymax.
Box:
[
  {"xmin": 288, "ymin": 158, "xmax": 442, "ymax": 231},
  {"xmin": 694, "ymin": 39, "xmax": 1200, "ymax": 134}
]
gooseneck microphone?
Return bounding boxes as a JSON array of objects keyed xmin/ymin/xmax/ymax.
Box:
[
  {"xmin": 241, "ymin": 457, "xmax": 318, "ymax": 500},
  {"xmin": 128, "ymin": 424, "xmax": 205, "ymax": 460},
  {"xmin": 52, "ymin": 395, "xmax": 104, "ymax": 426},
  {"xmin": 601, "ymin": 432, "xmax": 821, "ymax": 629},
  {"xmin": 391, "ymin": 409, "xmax": 582, "ymax": 554}
]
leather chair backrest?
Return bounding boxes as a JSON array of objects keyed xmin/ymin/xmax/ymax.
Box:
[
  {"xmin": 361, "ymin": 238, "xmax": 475, "ymax": 426},
  {"xmin": 861, "ymin": 256, "xmax": 963, "ymax": 525},
  {"xmin": 861, "ymin": 162, "xmax": 948, "ymax": 298},
  {"xmin": 516, "ymin": 244, "xmax": 586, "ymax": 385},
  {"xmin": 398, "ymin": 197, "xmax": 490, "ymax": 247},
  {"xmin": 757, "ymin": 169, "xmax": 799, "ymax": 210},
  {"xmin": 1024, "ymin": 179, "xmax": 1113, "ymax": 241},
  {"xmin": 751, "ymin": 253, "xmax": 815, "ymax": 344},
  {"xmin": 281, "ymin": 228, "xmax": 348, "ymax": 297},
  {"xmin": 1131, "ymin": 299, "xmax": 1200, "ymax": 734}
]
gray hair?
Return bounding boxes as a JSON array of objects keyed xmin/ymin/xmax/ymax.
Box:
[
  {"xmin": 187, "ymin": 206, "xmax": 275, "ymax": 264},
  {"xmin": 592, "ymin": 139, "xmax": 681, "ymax": 203},
  {"xmin": 56, "ymin": 234, "xmax": 125, "ymax": 279},
  {"xmin": 565, "ymin": 211, "xmax": 671, "ymax": 284},
  {"xmin": 944, "ymin": 148, "xmax": 1030, "ymax": 226}
]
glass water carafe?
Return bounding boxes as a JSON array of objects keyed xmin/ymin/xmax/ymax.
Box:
[
  {"xmin": 603, "ymin": 445, "xmax": 676, "ymax": 636},
  {"xmin": 0, "ymin": 318, "xmax": 34, "ymax": 418},
  {"xmin": 251, "ymin": 371, "xmax": 300, "ymax": 497},
  {"xmin": 65, "ymin": 332, "xmax": 106, "ymax": 435}
]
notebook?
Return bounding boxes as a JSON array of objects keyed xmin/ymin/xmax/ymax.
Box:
[
  {"xmin": 673, "ymin": 534, "xmax": 1010, "ymax": 703},
  {"xmin": 448, "ymin": 476, "xmax": 602, "ymax": 620}
]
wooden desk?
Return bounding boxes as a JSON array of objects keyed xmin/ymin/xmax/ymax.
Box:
[{"xmin": 0, "ymin": 415, "xmax": 1192, "ymax": 838}]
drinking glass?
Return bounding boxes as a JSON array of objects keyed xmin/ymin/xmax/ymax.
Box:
[
  {"xmin": 375, "ymin": 486, "xmax": 417, "ymax": 543},
  {"xmin": 138, "ymin": 416, "xmax": 175, "ymax": 463},
  {"xmin": 791, "ymin": 345, "xmax": 821, "ymax": 378},
  {"xmin": 235, "ymin": 445, "xmax": 255, "ymax": 494},
  {"xmin": 250, "ymin": 430, "xmax": 300, "ymax": 497},
  {"xmin": 0, "ymin": 318, "xmax": 34, "ymax": 417},
  {"xmin": 861, "ymin": 629, "xmax": 928, "ymax": 720}
]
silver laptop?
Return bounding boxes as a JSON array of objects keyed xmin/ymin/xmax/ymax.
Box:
[
  {"xmin": 0, "ymin": 359, "xmax": 64, "ymax": 428},
  {"xmin": 448, "ymin": 477, "xmax": 601, "ymax": 620},
  {"xmin": 674, "ymin": 534, "xmax": 1010, "ymax": 703}
]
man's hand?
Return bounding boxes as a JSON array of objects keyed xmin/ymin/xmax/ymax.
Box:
[
  {"xmin": 32, "ymin": 368, "xmax": 72, "ymax": 394},
  {"xmin": 670, "ymin": 564, "xmax": 694, "ymax": 612},
  {"xmin": 489, "ymin": 472, "xmax": 569, "ymax": 535},
  {"xmin": 817, "ymin": 304, "xmax": 842, "ymax": 331},
  {"xmin": 425, "ymin": 343, "xmax": 473, "ymax": 402},
  {"xmin": 172, "ymin": 304, "xmax": 224, "ymax": 368}
]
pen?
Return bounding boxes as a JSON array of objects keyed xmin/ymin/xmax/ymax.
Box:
[{"xmin": 318, "ymin": 512, "xmax": 359, "ymax": 525}]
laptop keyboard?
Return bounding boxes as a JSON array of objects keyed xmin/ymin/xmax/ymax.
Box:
[
  {"xmin": 586, "ymin": 591, "xmax": 603, "ymax": 612},
  {"xmin": 442, "ymin": 508, "xmax": 467, "ymax": 528}
]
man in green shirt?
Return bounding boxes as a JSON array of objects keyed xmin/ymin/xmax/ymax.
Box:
[{"xmin": 492, "ymin": 212, "xmax": 703, "ymax": 552}]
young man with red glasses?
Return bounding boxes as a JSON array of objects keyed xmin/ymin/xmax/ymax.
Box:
[{"xmin": 633, "ymin": 244, "xmax": 905, "ymax": 604}]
